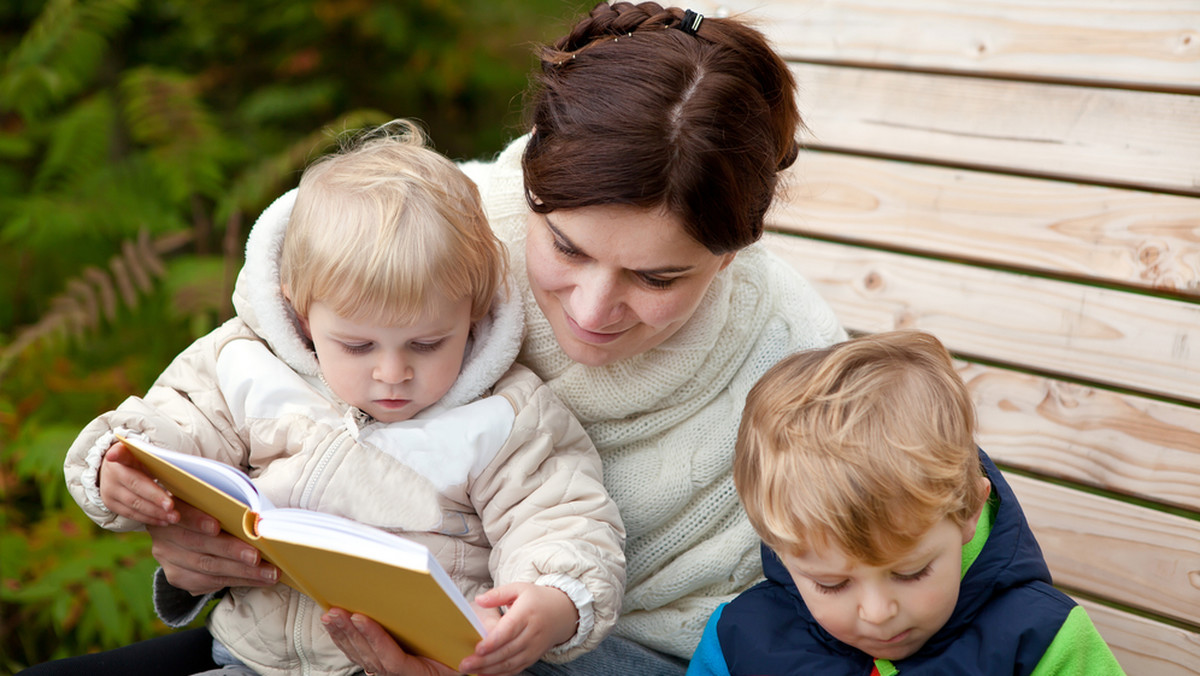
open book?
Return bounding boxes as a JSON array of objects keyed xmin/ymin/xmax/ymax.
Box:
[{"xmin": 116, "ymin": 434, "xmax": 486, "ymax": 669}]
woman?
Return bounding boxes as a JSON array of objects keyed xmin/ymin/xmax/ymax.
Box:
[
  {"xmin": 317, "ymin": 5, "xmax": 842, "ymax": 674},
  {"xmin": 30, "ymin": 3, "xmax": 843, "ymax": 675}
]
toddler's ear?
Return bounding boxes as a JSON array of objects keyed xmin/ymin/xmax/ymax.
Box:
[
  {"xmin": 282, "ymin": 284, "xmax": 311, "ymax": 339},
  {"xmin": 960, "ymin": 476, "xmax": 993, "ymax": 544}
]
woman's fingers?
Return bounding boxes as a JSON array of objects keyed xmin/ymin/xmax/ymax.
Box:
[
  {"xmin": 323, "ymin": 609, "xmax": 459, "ymax": 676},
  {"xmin": 147, "ymin": 502, "xmax": 277, "ymax": 593}
]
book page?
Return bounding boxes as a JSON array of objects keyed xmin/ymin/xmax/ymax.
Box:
[{"xmin": 114, "ymin": 437, "xmax": 270, "ymax": 511}]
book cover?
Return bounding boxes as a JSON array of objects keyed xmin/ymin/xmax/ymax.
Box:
[{"xmin": 116, "ymin": 434, "xmax": 486, "ymax": 668}]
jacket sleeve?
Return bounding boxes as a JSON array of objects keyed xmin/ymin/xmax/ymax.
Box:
[
  {"xmin": 468, "ymin": 367, "xmax": 627, "ymax": 662},
  {"xmin": 63, "ymin": 319, "xmax": 254, "ymax": 531},
  {"xmin": 1029, "ymin": 605, "xmax": 1126, "ymax": 676},
  {"xmin": 686, "ymin": 605, "xmax": 732, "ymax": 676}
]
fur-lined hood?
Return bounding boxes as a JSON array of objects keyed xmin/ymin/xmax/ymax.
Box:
[{"xmin": 231, "ymin": 188, "xmax": 524, "ymax": 410}]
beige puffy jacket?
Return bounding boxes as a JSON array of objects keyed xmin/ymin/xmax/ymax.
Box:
[{"xmin": 63, "ymin": 190, "xmax": 626, "ymax": 675}]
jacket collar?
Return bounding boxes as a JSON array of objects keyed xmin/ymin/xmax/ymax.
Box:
[
  {"xmin": 233, "ymin": 189, "xmax": 524, "ymax": 410},
  {"xmin": 760, "ymin": 449, "xmax": 1053, "ymax": 659}
]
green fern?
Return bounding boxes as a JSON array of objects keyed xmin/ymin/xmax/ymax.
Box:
[
  {"xmin": 0, "ymin": 230, "xmax": 191, "ymax": 381},
  {"xmin": 0, "ymin": 0, "xmax": 137, "ymax": 119}
]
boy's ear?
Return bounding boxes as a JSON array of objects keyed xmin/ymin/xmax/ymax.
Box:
[{"xmin": 960, "ymin": 476, "xmax": 993, "ymax": 545}]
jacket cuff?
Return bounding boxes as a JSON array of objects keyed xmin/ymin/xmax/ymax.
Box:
[
  {"xmin": 82, "ymin": 427, "xmax": 150, "ymax": 515},
  {"xmin": 536, "ymin": 573, "xmax": 594, "ymax": 655},
  {"xmin": 153, "ymin": 567, "xmax": 218, "ymax": 628}
]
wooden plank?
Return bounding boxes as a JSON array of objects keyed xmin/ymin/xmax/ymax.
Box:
[
  {"xmin": 773, "ymin": 152, "xmax": 1200, "ymax": 294},
  {"xmin": 765, "ymin": 234, "xmax": 1200, "ymax": 404},
  {"xmin": 690, "ymin": 0, "xmax": 1200, "ymax": 91},
  {"xmin": 959, "ymin": 362, "xmax": 1200, "ymax": 512},
  {"xmin": 1075, "ymin": 599, "xmax": 1200, "ymax": 676},
  {"xmin": 1006, "ymin": 473, "xmax": 1200, "ymax": 627},
  {"xmin": 788, "ymin": 63, "xmax": 1200, "ymax": 195}
]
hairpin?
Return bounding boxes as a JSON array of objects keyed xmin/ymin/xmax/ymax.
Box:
[{"xmin": 679, "ymin": 9, "xmax": 703, "ymax": 35}]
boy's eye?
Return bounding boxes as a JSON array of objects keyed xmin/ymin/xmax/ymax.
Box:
[
  {"xmin": 812, "ymin": 580, "xmax": 849, "ymax": 594},
  {"xmin": 894, "ymin": 565, "xmax": 933, "ymax": 582}
]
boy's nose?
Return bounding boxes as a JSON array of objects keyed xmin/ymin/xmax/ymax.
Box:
[{"xmin": 858, "ymin": 589, "xmax": 899, "ymax": 624}]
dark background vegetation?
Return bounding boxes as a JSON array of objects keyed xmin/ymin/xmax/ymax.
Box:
[{"xmin": 0, "ymin": 0, "xmax": 591, "ymax": 670}]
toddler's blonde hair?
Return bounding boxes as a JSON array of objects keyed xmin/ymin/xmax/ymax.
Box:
[{"xmin": 281, "ymin": 119, "xmax": 505, "ymax": 326}]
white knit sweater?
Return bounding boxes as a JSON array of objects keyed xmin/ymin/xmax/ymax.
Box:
[{"xmin": 461, "ymin": 136, "xmax": 846, "ymax": 658}]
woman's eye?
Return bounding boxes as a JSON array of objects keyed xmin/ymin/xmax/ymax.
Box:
[
  {"xmin": 895, "ymin": 566, "xmax": 932, "ymax": 583},
  {"xmin": 552, "ymin": 237, "xmax": 584, "ymax": 258},
  {"xmin": 639, "ymin": 274, "xmax": 677, "ymax": 289}
]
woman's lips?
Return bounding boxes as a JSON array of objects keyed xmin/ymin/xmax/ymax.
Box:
[{"xmin": 565, "ymin": 314, "xmax": 626, "ymax": 344}]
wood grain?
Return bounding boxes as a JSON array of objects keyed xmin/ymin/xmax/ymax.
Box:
[
  {"xmin": 765, "ymin": 233, "xmax": 1200, "ymax": 404},
  {"xmin": 688, "ymin": 0, "xmax": 1200, "ymax": 91},
  {"xmin": 1075, "ymin": 599, "xmax": 1200, "ymax": 676},
  {"xmin": 1008, "ymin": 473, "xmax": 1200, "ymax": 627},
  {"xmin": 958, "ymin": 362, "xmax": 1200, "ymax": 512},
  {"xmin": 771, "ymin": 151, "xmax": 1200, "ymax": 294},
  {"xmin": 788, "ymin": 63, "xmax": 1200, "ymax": 195}
]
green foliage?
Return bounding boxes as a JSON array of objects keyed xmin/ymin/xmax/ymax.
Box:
[{"xmin": 0, "ymin": 0, "xmax": 591, "ymax": 670}]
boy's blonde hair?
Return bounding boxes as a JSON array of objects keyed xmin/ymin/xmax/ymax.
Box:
[
  {"xmin": 281, "ymin": 119, "xmax": 505, "ymax": 326},
  {"xmin": 734, "ymin": 330, "xmax": 986, "ymax": 565}
]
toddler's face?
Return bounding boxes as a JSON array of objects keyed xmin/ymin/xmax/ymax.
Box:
[
  {"xmin": 301, "ymin": 296, "xmax": 472, "ymax": 423},
  {"xmin": 780, "ymin": 516, "xmax": 977, "ymax": 661}
]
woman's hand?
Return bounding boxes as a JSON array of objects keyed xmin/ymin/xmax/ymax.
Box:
[
  {"xmin": 458, "ymin": 583, "xmax": 578, "ymax": 676},
  {"xmin": 322, "ymin": 608, "xmax": 460, "ymax": 676},
  {"xmin": 146, "ymin": 501, "xmax": 278, "ymax": 595}
]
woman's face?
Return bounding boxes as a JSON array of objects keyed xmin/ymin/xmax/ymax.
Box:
[{"xmin": 525, "ymin": 204, "xmax": 735, "ymax": 367}]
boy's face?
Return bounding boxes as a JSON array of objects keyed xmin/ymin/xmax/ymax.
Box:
[
  {"xmin": 300, "ymin": 296, "xmax": 473, "ymax": 423},
  {"xmin": 779, "ymin": 515, "xmax": 979, "ymax": 661}
]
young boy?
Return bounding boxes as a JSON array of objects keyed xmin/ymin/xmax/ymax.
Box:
[
  {"xmin": 688, "ymin": 331, "xmax": 1123, "ymax": 675},
  {"xmin": 62, "ymin": 120, "xmax": 625, "ymax": 676}
]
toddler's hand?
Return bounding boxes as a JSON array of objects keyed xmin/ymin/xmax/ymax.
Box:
[
  {"xmin": 99, "ymin": 441, "xmax": 178, "ymax": 526},
  {"xmin": 458, "ymin": 583, "xmax": 578, "ymax": 676}
]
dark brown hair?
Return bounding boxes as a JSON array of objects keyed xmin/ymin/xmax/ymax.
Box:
[{"xmin": 523, "ymin": 2, "xmax": 802, "ymax": 254}]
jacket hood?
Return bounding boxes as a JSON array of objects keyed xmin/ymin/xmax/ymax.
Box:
[
  {"xmin": 232, "ymin": 188, "xmax": 524, "ymax": 410},
  {"xmin": 760, "ymin": 449, "xmax": 1053, "ymax": 655}
]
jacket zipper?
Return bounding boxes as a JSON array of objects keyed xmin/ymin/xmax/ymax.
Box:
[{"xmin": 293, "ymin": 430, "xmax": 353, "ymax": 674}]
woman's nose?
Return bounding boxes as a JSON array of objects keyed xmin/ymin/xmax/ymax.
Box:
[{"xmin": 569, "ymin": 271, "xmax": 625, "ymax": 331}]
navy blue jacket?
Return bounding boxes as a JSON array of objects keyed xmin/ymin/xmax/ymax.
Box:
[{"xmin": 700, "ymin": 451, "xmax": 1077, "ymax": 675}]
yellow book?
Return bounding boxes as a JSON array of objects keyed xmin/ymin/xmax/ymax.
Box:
[{"xmin": 116, "ymin": 434, "xmax": 485, "ymax": 670}]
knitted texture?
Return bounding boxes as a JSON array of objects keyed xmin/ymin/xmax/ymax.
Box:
[{"xmin": 461, "ymin": 137, "xmax": 845, "ymax": 657}]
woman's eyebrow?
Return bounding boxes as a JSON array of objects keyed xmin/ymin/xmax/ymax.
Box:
[{"xmin": 544, "ymin": 214, "xmax": 696, "ymax": 276}]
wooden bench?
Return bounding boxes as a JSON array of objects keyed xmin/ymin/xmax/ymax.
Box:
[{"xmin": 690, "ymin": 1, "xmax": 1200, "ymax": 673}]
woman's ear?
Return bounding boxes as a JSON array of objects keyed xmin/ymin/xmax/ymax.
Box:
[
  {"xmin": 960, "ymin": 476, "xmax": 993, "ymax": 545},
  {"xmin": 718, "ymin": 251, "xmax": 737, "ymax": 271}
]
